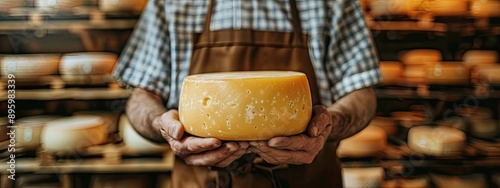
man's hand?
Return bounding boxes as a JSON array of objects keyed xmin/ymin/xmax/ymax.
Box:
[
  {"xmin": 248, "ymin": 105, "xmax": 333, "ymax": 165},
  {"xmin": 157, "ymin": 110, "xmax": 249, "ymax": 167}
]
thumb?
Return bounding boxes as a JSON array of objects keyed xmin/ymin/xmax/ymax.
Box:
[{"xmin": 160, "ymin": 110, "xmax": 185, "ymax": 140}]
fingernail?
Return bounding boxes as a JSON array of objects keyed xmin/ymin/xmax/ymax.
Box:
[
  {"xmin": 312, "ymin": 126, "xmax": 319, "ymax": 137},
  {"xmin": 249, "ymin": 142, "xmax": 259, "ymax": 147}
]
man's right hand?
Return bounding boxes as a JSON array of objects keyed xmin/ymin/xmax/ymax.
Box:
[{"xmin": 157, "ymin": 110, "xmax": 249, "ymax": 167}]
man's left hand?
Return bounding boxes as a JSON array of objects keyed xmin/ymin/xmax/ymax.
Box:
[{"xmin": 248, "ymin": 105, "xmax": 333, "ymax": 165}]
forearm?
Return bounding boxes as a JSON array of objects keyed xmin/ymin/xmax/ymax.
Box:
[
  {"xmin": 327, "ymin": 87, "xmax": 377, "ymax": 141},
  {"xmin": 126, "ymin": 88, "xmax": 169, "ymax": 143}
]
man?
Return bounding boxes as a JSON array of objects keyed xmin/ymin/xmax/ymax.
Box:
[{"xmin": 113, "ymin": 0, "xmax": 381, "ymax": 187}]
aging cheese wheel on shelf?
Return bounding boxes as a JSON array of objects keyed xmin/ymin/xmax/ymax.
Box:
[
  {"xmin": 426, "ymin": 62, "xmax": 469, "ymax": 85},
  {"xmin": 423, "ymin": 0, "xmax": 469, "ymax": 16},
  {"xmin": 379, "ymin": 61, "xmax": 403, "ymax": 85},
  {"xmin": 469, "ymin": 118, "xmax": 498, "ymax": 139},
  {"xmin": 408, "ymin": 126, "xmax": 466, "ymax": 156},
  {"xmin": 119, "ymin": 115, "xmax": 170, "ymax": 155},
  {"xmin": 462, "ymin": 50, "xmax": 499, "ymax": 67},
  {"xmin": 338, "ymin": 125, "xmax": 387, "ymax": 158},
  {"xmin": 73, "ymin": 111, "xmax": 120, "ymax": 133},
  {"xmin": 14, "ymin": 115, "xmax": 60, "ymax": 152},
  {"xmin": 403, "ymin": 65, "xmax": 427, "ymax": 84},
  {"xmin": 471, "ymin": 0, "xmax": 500, "ymax": 17},
  {"xmin": 99, "ymin": 0, "xmax": 147, "ymax": 13},
  {"xmin": 399, "ymin": 49, "xmax": 441, "ymax": 66},
  {"xmin": 36, "ymin": 0, "xmax": 86, "ymax": 10},
  {"xmin": 0, "ymin": 54, "xmax": 60, "ymax": 77},
  {"xmin": 476, "ymin": 64, "xmax": 500, "ymax": 84},
  {"xmin": 391, "ymin": 111, "xmax": 426, "ymax": 128},
  {"xmin": 59, "ymin": 52, "xmax": 117, "ymax": 75},
  {"xmin": 342, "ymin": 167, "xmax": 385, "ymax": 188},
  {"xmin": 0, "ymin": 117, "xmax": 9, "ymax": 142},
  {"xmin": 179, "ymin": 71, "xmax": 313, "ymax": 140},
  {"xmin": 369, "ymin": 116, "xmax": 397, "ymax": 136},
  {"xmin": 369, "ymin": 0, "xmax": 413, "ymax": 16},
  {"xmin": 41, "ymin": 115, "xmax": 107, "ymax": 155},
  {"xmin": 430, "ymin": 173, "xmax": 487, "ymax": 188}
]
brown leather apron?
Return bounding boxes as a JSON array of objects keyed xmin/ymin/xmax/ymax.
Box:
[{"xmin": 171, "ymin": 0, "xmax": 342, "ymax": 187}]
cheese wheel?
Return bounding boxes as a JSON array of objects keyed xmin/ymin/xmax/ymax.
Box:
[
  {"xmin": 471, "ymin": 0, "xmax": 500, "ymax": 17},
  {"xmin": 391, "ymin": 111, "xmax": 426, "ymax": 128},
  {"xmin": 379, "ymin": 61, "xmax": 403, "ymax": 84},
  {"xmin": 400, "ymin": 49, "xmax": 441, "ymax": 66},
  {"xmin": 463, "ymin": 50, "xmax": 498, "ymax": 67},
  {"xmin": 14, "ymin": 115, "xmax": 60, "ymax": 151},
  {"xmin": 41, "ymin": 115, "xmax": 107, "ymax": 155},
  {"xmin": 469, "ymin": 118, "xmax": 498, "ymax": 139},
  {"xmin": 369, "ymin": 116, "xmax": 397, "ymax": 136},
  {"xmin": 426, "ymin": 62, "xmax": 469, "ymax": 85},
  {"xmin": 369, "ymin": 0, "xmax": 412, "ymax": 16},
  {"xmin": 99, "ymin": 0, "xmax": 147, "ymax": 13},
  {"xmin": 0, "ymin": 54, "xmax": 60, "ymax": 77},
  {"xmin": 119, "ymin": 114, "xmax": 170, "ymax": 155},
  {"xmin": 476, "ymin": 64, "xmax": 500, "ymax": 84},
  {"xmin": 430, "ymin": 173, "xmax": 487, "ymax": 188},
  {"xmin": 424, "ymin": 0, "xmax": 469, "ymax": 16},
  {"xmin": 408, "ymin": 126, "xmax": 466, "ymax": 156},
  {"xmin": 73, "ymin": 111, "xmax": 120, "ymax": 133},
  {"xmin": 59, "ymin": 52, "xmax": 117, "ymax": 75},
  {"xmin": 36, "ymin": 0, "xmax": 86, "ymax": 10},
  {"xmin": 0, "ymin": 117, "xmax": 9, "ymax": 142},
  {"xmin": 342, "ymin": 167, "xmax": 385, "ymax": 188},
  {"xmin": 179, "ymin": 71, "xmax": 313, "ymax": 140},
  {"xmin": 435, "ymin": 117, "xmax": 467, "ymax": 131},
  {"xmin": 338, "ymin": 125, "xmax": 387, "ymax": 158},
  {"xmin": 381, "ymin": 177, "xmax": 429, "ymax": 188}
]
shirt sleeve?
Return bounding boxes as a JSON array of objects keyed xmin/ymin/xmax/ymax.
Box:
[
  {"xmin": 326, "ymin": 0, "xmax": 382, "ymax": 100},
  {"xmin": 113, "ymin": 0, "xmax": 171, "ymax": 100}
]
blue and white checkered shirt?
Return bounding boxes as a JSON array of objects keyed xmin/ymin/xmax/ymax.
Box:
[{"xmin": 113, "ymin": 0, "xmax": 382, "ymax": 109}]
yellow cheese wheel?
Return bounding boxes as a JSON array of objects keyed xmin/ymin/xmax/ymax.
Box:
[
  {"xmin": 179, "ymin": 71, "xmax": 313, "ymax": 140},
  {"xmin": 369, "ymin": 0, "xmax": 413, "ymax": 16},
  {"xmin": 36, "ymin": 0, "xmax": 86, "ymax": 10},
  {"xmin": 369, "ymin": 116, "xmax": 397, "ymax": 136},
  {"xmin": 342, "ymin": 167, "xmax": 385, "ymax": 188},
  {"xmin": 400, "ymin": 49, "xmax": 441, "ymax": 66},
  {"xmin": 470, "ymin": 118, "xmax": 498, "ymax": 139},
  {"xmin": 476, "ymin": 64, "xmax": 500, "ymax": 84},
  {"xmin": 73, "ymin": 111, "xmax": 120, "ymax": 133},
  {"xmin": 119, "ymin": 114, "xmax": 170, "ymax": 155},
  {"xmin": 471, "ymin": 0, "xmax": 500, "ymax": 17},
  {"xmin": 379, "ymin": 61, "xmax": 403, "ymax": 84},
  {"xmin": 99, "ymin": 0, "xmax": 147, "ymax": 13},
  {"xmin": 59, "ymin": 52, "xmax": 117, "ymax": 75},
  {"xmin": 430, "ymin": 173, "xmax": 487, "ymax": 188},
  {"xmin": 0, "ymin": 54, "xmax": 60, "ymax": 77},
  {"xmin": 391, "ymin": 111, "xmax": 426, "ymax": 128},
  {"xmin": 424, "ymin": 0, "xmax": 469, "ymax": 16},
  {"xmin": 463, "ymin": 50, "xmax": 498, "ymax": 67},
  {"xmin": 14, "ymin": 115, "xmax": 61, "ymax": 151},
  {"xmin": 408, "ymin": 126, "xmax": 466, "ymax": 156},
  {"xmin": 426, "ymin": 62, "xmax": 469, "ymax": 85},
  {"xmin": 41, "ymin": 115, "xmax": 107, "ymax": 155},
  {"xmin": 338, "ymin": 125, "xmax": 387, "ymax": 158}
]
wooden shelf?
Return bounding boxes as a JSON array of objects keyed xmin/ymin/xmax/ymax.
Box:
[{"xmin": 0, "ymin": 88, "xmax": 131, "ymax": 101}]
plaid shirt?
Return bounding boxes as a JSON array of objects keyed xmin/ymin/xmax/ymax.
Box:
[{"xmin": 113, "ymin": 0, "xmax": 382, "ymax": 109}]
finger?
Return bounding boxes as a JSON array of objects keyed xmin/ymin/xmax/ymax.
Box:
[
  {"xmin": 249, "ymin": 141, "xmax": 314, "ymax": 165},
  {"xmin": 213, "ymin": 142, "xmax": 249, "ymax": 167},
  {"xmin": 167, "ymin": 136, "xmax": 221, "ymax": 156},
  {"xmin": 183, "ymin": 142, "xmax": 239, "ymax": 166},
  {"xmin": 308, "ymin": 105, "xmax": 331, "ymax": 137},
  {"xmin": 267, "ymin": 134, "xmax": 310, "ymax": 151},
  {"xmin": 248, "ymin": 142, "xmax": 280, "ymax": 164},
  {"xmin": 159, "ymin": 110, "xmax": 184, "ymax": 140}
]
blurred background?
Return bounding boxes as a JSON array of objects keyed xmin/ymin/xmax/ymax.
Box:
[{"xmin": 0, "ymin": 0, "xmax": 499, "ymax": 187}]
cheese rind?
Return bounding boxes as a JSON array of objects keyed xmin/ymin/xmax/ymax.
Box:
[
  {"xmin": 179, "ymin": 71, "xmax": 312, "ymax": 140},
  {"xmin": 342, "ymin": 167, "xmax": 385, "ymax": 188},
  {"xmin": 408, "ymin": 126, "xmax": 466, "ymax": 156},
  {"xmin": 338, "ymin": 125, "xmax": 387, "ymax": 158},
  {"xmin": 59, "ymin": 52, "xmax": 117, "ymax": 75}
]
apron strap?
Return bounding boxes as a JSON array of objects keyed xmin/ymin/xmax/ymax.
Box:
[{"xmin": 202, "ymin": 0, "xmax": 305, "ymax": 46}]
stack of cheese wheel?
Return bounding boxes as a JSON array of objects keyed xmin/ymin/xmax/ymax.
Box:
[
  {"xmin": 408, "ymin": 126, "xmax": 466, "ymax": 156},
  {"xmin": 380, "ymin": 177, "xmax": 429, "ymax": 188},
  {"xmin": 463, "ymin": 50, "xmax": 498, "ymax": 83},
  {"xmin": 476, "ymin": 64, "xmax": 500, "ymax": 84},
  {"xmin": 369, "ymin": 116, "xmax": 397, "ymax": 136},
  {"xmin": 391, "ymin": 111, "xmax": 426, "ymax": 129},
  {"xmin": 338, "ymin": 125, "xmax": 387, "ymax": 158},
  {"xmin": 179, "ymin": 71, "xmax": 313, "ymax": 141},
  {"xmin": 73, "ymin": 111, "xmax": 120, "ymax": 133},
  {"xmin": 430, "ymin": 173, "xmax": 487, "ymax": 188},
  {"xmin": 369, "ymin": 0, "xmax": 413, "ymax": 16},
  {"xmin": 99, "ymin": 0, "xmax": 147, "ymax": 13},
  {"xmin": 0, "ymin": 117, "xmax": 9, "ymax": 143},
  {"xmin": 41, "ymin": 115, "xmax": 107, "ymax": 155},
  {"xmin": 379, "ymin": 61, "xmax": 403, "ymax": 85},
  {"xmin": 0, "ymin": 0, "xmax": 24, "ymax": 12},
  {"xmin": 426, "ymin": 62, "xmax": 469, "ymax": 85},
  {"xmin": 59, "ymin": 52, "xmax": 117, "ymax": 75},
  {"xmin": 0, "ymin": 54, "xmax": 60, "ymax": 78},
  {"xmin": 342, "ymin": 167, "xmax": 385, "ymax": 188},
  {"xmin": 422, "ymin": 0, "xmax": 469, "ymax": 16},
  {"xmin": 119, "ymin": 114, "xmax": 170, "ymax": 155},
  {"xmin": 14, "ymin": 115, "xmax": 60, "ymax": 152},
  {"xmin": 400, "ymin": 49, "xmax": 441, "ymax": 84},
  {"xmin": 36, "ymin": 0, "xmax": 86, "ymax": 10},
  {"xmin": 471, "ymin": 0, "xmax": 500, "ymax": 18},
  {"xmin": 462, "ymin": 107, "xmax": 497, "ymax": 139}
]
